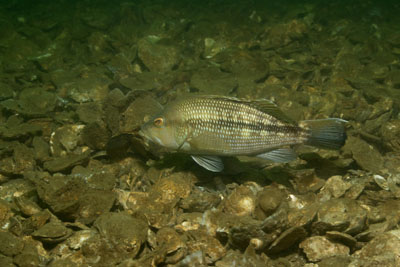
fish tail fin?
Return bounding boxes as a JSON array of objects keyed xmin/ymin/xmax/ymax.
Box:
[{"xmin": 300, "ymin": 118, "xmax": 347, "ymax": 150}]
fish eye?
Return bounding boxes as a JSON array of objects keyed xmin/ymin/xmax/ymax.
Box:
[{"xmin": 153, "ymin": 117, "xmax": 164, "ymax": 127}]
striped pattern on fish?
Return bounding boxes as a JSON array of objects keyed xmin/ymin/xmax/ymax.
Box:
[
  {"xmin": 140, "ymin": 95, "xmax": 347, "ymax": 172},
  {"xmin": 174, "ymin": 97, "xmax": 309, "ymax": 155}
]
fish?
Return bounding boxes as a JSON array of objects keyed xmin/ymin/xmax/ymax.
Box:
[{"xmin": 139, "ymin": 95, "xmax": 347, "ymax": 172}]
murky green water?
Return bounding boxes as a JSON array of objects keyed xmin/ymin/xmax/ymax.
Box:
[{"xmin": 0, "ymin": 0, "xmax": 400, "ymax": 266}]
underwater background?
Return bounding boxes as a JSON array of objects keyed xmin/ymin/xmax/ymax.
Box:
[{"xmin": 0, "ymin": 0, "xmax": 400, "ymax": 266}]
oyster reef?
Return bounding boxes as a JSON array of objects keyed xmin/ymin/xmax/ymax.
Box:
[{"xmin": 1, "ymin": 0, "xmax": 400, "ymax": 265}]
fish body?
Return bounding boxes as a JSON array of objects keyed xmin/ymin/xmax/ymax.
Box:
[{"xmin": 140, "ymin": 95, "xmax": 347, "ymax": 172}]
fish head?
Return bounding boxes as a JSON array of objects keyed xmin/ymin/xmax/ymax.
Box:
[{"xmin": 140, "ymin": 108, "xmax": 183, "ymax": 151}]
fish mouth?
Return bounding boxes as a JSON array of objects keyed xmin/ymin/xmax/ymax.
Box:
[
  {"xmin": 138, "ymin": 129, "xmax": 162, "ymax": 147},
  {"xmin": 150, "ymin": 136, "xmax": 163, "ymax": 146},
  {"xmin": 138, "ymin": 129, "xmax": 148, "ymax": 141},
  {"xmin": 138, "ymin": 129, "xmax": 145, "ymax": 138},
  {"xmin": 138, "ymin": 129, "xmax": 151, "ymax": 147}
]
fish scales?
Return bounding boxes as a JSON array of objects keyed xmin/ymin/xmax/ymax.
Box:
[
  {"xmin": 140, "ymin": 95, "xmax": 347, "ymax": 172},
  {"xmin": 173, "ymin": 97, "xmax": 308, "ymax": 155}
]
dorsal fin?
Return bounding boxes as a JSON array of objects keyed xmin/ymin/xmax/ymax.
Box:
[
  {"xmin": 246, "ymin": 99, "xmax": 297, "ymax": 125},
  {"xmin": 196, "ymin": 95, "xmax": 297, "ymax": 125}
]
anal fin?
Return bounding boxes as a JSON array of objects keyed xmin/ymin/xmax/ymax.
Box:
[{"xmin": 256, "ymin": 148, "xmax": 297, "ymax": 163}]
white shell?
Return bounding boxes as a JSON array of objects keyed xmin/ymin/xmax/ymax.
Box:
[{"xmin": 373, "ymin": 174, "xmax": 389, "ymax": 191}]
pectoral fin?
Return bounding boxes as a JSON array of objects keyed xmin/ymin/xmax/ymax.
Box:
[
  {"xmin": 191, "ymin": 155, "xmax": 224, "ymax": 172},
  {"xmin": 256, "ymin": 148, "xmax": 297, "ymax": 163}
]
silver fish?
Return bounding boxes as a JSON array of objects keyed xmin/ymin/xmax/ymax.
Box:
[{"xmin": 140, "ymin": 95, "xmax": 347, "ymax": 172}]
